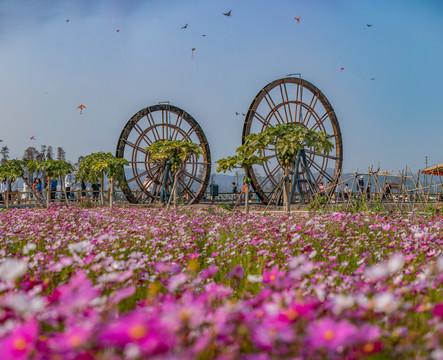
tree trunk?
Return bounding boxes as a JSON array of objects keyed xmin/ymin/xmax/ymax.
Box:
[
  {"xmin": 22, "ymin": 177, "xmax": 43, "ymax": 205},
  {"xmin": 283, "ymin": 168, "xmax": 291, "ymax": 214},
  {"xmin": 245, "ymin": 183, "xmax": 250, "ymax": 214},
  {"xmin": 100, "ymin": 174, "xmax": 104, "ymax": 205},
  {"xmin": 46, "ymin": 184, "xmax": 50, "ymax": 209},
  {"xmin": 5, "ymin": 186, "xmax": 9, "ymax": 209},
  {"xmin": 109, "ymin": 177, "xmax": 114, "ymax": 209},
  {"xmin": 62, "ymin": 176, "xmax": 69, "ymax": 205},
  {"xmin": 173, "ymin": 171, "xmax": 179, "ymax": 209}
]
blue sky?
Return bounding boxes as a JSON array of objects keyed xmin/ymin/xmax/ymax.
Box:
[{"xmin": 1, "ymin": 0, "xmax": 442, "ymax": 172}]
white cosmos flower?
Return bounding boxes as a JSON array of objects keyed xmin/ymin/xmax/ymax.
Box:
[
  {"xmin": 23, "ymin": 243, "xmax": 36, "ymax": 255},
  {"xmin": 247, "ymin": 274, "xmax": 263, "ymax": 283},
  {"xmin": 0, "ymin": 259, "xmax": 28, "ymax": 280},
  {"xmin": 387, "ymin": 254, "xmax": 405, "ymax": 273},
  {"xmin": 373, "ymin": 292, "xmax": 399, "ymax": 313}
]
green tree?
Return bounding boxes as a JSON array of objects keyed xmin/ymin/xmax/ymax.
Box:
[
  {"xmin": 39, "ymin": 160, "xmax": 75, "ymax": 207},
  {"xmin": 147, "ymin": 140, "xmax": 202, "ymax": 208},
  {"xmin": 1, "ymin": 146, "xmax": 10, "ymax": 165},
  {"xmin": 89, "ymin": 153, "xmax": 128, "ymax": 208},
  {"xmin": 216, "ymin": 153, "xmax": 267, "ymax": 214},
  {"xmin": 0, "ymin": 160, "xmax": 22, "ymax": 208},
  {"xmin": 241, "ymin": 123, "xmax": 334, "ymax": 213},
  {"xmin": 76, "ymin": 152, "xmax": 129, "ymax": 207},
  {"xmin": 0, "ymin": 159, "xmax": 45, "ymax": 208}
]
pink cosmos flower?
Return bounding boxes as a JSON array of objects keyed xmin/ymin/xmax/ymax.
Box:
[
  {"xmin": 51, "ymin": 326, "xmax": 91, "ymax": 353},
  {"xmin": 100, "ymin": 311, "xmax": 175, "ymax": 355},
  {"xmin": 278, "ymin": 302, "xmax": 315, "ymax": 322},
  {"xmin": 0, "ymin": 320, "xmax": 38, "ymax": 360},
  {"xmin": 307, "ymin": 318, "xmax": 358, "ymax": 351},
  {"xmin": 262, "ymin": 267, "xmax": 288, "ymax": 289},
  {"xmin": 433, "ymin": 303, "xmax": 443, "ymax": 318},
  {"xmin": 226, "ymin": 265, "xmax": 245, "ymax": 280}
]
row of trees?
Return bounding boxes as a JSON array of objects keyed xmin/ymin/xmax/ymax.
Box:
[
  {"xmin": 1, "ymin": 145, "xmax": 69, "ymax": 165},
  {"xmin": 147, "ymin": 123, "xmax": 334, "ymax": 214},
  {"xmin": 0, "ymin": 153, "xmax": 128, "ymax": 209},
  {"xmin": 1, "ymin": 124, "xmax": 332, "ymax": 212}
]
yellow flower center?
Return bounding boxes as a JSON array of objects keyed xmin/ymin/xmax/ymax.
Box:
[
  {"xmin": 179, "ymin": 309, "xmax": 191, "ymax": 322},
  {"xmin": 269, "ymin": 275, "xmax": 276, "ymax": 281},
  {"xmin": 285, "ymin": 308, "xmax": 299, "ymax": 321},
  {"xmin": 13, "ymin": 337, "xmax": 27, "ymax": 350},
  {"xmin": 128, "ymin": 324, "xmax": 147, "ymax": 340},
  {"xmin": 268, "ymin": 328, "xmax": 278, "ymax": 336},
  {"xmin": 363, "ymin": 343, "xmax": 375, "ymax": 353},
  {"xmin": 324, "ymin": 330, "xmax": 334, "ymax": 341},
  {"xmin": 68, "ymin": 335, "xmax": 83, "ymax": 347}
]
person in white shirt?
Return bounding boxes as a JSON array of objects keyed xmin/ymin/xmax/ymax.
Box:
[
  {"xmin": 22, "ymin": 177, "xmax": 29, "ymax": 202},
  {"xmin": 65, "ymin": 172, "xmax": 72, "ymax": 199},
  {"xmin": 10, "ymin": 179, "xmax": 19, "ymax": 204},
  {"xmin": 344, "ymin": 183, "xmax": 350, "ymax": 200}
]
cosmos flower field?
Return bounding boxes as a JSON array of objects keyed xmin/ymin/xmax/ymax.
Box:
[{"xmin": 0, "ymin": 206, "xmax": 442, "ymax": 359}]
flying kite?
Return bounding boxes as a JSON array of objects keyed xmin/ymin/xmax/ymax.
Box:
[
  {"xmin": 202, "ymin": 34, "xmax": 207, "ymax": 37},
  {"xmin": 0, "ymin": 140, "xmax": 3, "ymax": 142},
  {"xmin": 30, "ymin": 136, "xmax": 36, "ymax": 140},
  {"xmin": 286, "ymin": 73, "xmax": 300, "ymax": 77},
  {"xmin": 366, "ymin": 24, "xmax": 373, "ymax": 27},
  {"xmin": 223, "ymin": 10, "xmax": 232, "ymax": 17},
  {"xmin": 66, "ymin": 19, "xmax": 70, "ymax": 23},
  {"xmin": 181, "ymin": 24, "xmax": 188, "ymax": 29},
  {"xmin": 338, "ymin": 67, "xmax": 345, "ymax": 71},
  {"xmin": 77, "ymin": 105, "xmax": 86, "ymax": 114},
  {"xmin": 370, "ymin": 77, "xmax": 376, "ymax": 80},
  {"xmin": 116, "ymin": 29, "xmax": 120, "ymax": 32},
  {"xmin": 294, "ymin": 17, "xmax": 301, "ymax": 22},
  {"xmin": 191, "ymin": 48, "xmax": 196, "ymax": 59}
]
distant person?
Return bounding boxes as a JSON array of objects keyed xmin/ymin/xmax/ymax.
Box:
[
  {"xmin": 9, "ymin": 179, "xmax": 19, "ymax": 204},
  {"xmin": 335, "ymin": 183, "xmax": 341, "ymax": 202},
  {"xmin": 50, "ymin": 177, "xmax": 58, "ymax": 200},
  {"xmin": 366, "ymin": 183, "xmax": 371, "ymax": 201},
  {"xmin": 65, "ymin": 172, "xmax": 72, "ymax": 199},
  {"xmin": 319, "ymin": 182, "xmax": 326, "ymax": 197},
  {"xmin": 0, "ymin": 178, "xmax": 7, "ymax": 204},
  {"xmin": 232, "ymin": 182, "xmax": 238, "ymax": 200},
  {"xmin": 81, "ymin": 180, "xmax": 87, "ymax": 199},
  {"xmin": 22, "ymin": 177, "xmax": 29, "ymax": 202},
  {"xmin": 35, "ymin": 178, "xmax": 42, "ymax": 199},
  {"xmin": 32, "ymin": 178, "xmax": 38, "ymax": 200},
  {"xmin": 92, "ymin": 180, "xmax": 101, "ymax": 201},
  {"xmin": 357, "ymin": 176, "xmax": 365, "ymax": 196},
  {"xmin": 242, "ymin": 182, "xmax": 248, "ymax": 202},
  {"xmin": 385, "ymin": 184, "xmax": 391, "ymax": 200},
  {"xmin": 344, "ymin": 183, "xmax": 350, "ymax": 200},
  {"xmin": 143, "ymin": 177, "xmax": 154, "ymax": 202}
]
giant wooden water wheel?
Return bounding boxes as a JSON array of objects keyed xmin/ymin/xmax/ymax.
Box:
[
  {"xmin": 116, "ymin": 104, "xmax": 211, "ymax": 204},
  {"xmin": 242, "ymin": 77, "xmax": 343, "ymax": 204}
]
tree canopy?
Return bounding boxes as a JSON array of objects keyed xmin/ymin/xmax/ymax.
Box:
[{"xmin": 147, "ymin": 140, "xmax": 202, "ymax": 172}]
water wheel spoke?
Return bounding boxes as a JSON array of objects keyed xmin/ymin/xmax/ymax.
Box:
[
  {"xmin": 146, "ymin": 109, "xmax": 162, "ymax": 141},
  {"xmin": 305, "ymin": 149, "xmax": 338, "ymax": 161},
  {"xmin": 181, "ymin": 169, "xmax": 202, "ymax": 184},
  {"xmin": 127, "ymin": 170, "xmax": 149, "ymax": 184},
  {"xmin": 124, "ymin": 140, "xmax": 148, "ymax": 155},
  {"xmin": 305, "ymin": 157, "xmax": 333, "ymax": 183}
]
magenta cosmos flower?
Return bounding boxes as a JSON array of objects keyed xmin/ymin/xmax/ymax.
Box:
[
  {"xmin": 99, "ymin": 311, "xmax": 175, "ymax": 355},
  {"xmin": 0, "ymin": 320, "xmax": 38, "ymax": 360},
  {"xmin": 307, "ymin": 318, "xmax": 358, "ymax": 352}
]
